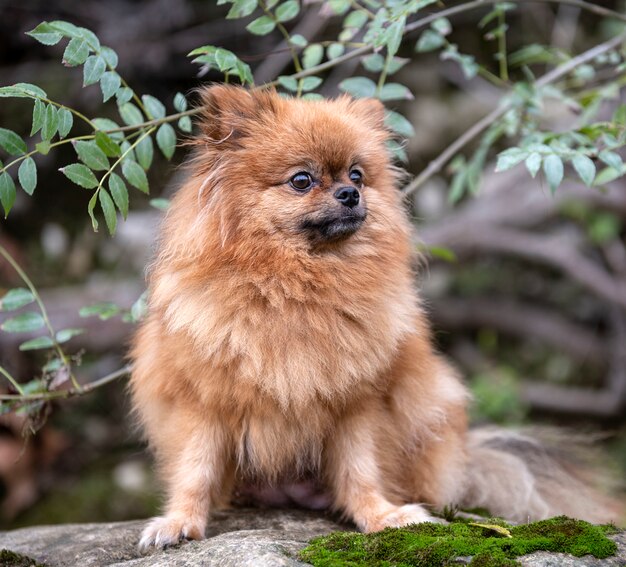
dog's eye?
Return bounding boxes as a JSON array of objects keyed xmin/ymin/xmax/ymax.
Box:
[
  {"xmin": 290, "ymin": 172, "xmax": 313, "ymax": 192},
  {"xmin": 349, "ymin": 170, "xmax": 363, "ymax": 186}
]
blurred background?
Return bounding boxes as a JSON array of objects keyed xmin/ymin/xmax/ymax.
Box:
[{"xmin": 0, "ymin": 0, "xmax": 624, "ymax": 528}]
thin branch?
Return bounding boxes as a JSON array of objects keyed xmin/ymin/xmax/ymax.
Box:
[
  {"xmin": 428, "ymin": 225, "xmax": 626, "ymax": 308},
  {"xmin": 402, "ymin": 30, "xmax": 626, "ymax": 195},
  {"xmin": 0, "ymin": 365, "xmax": 131, "ymax": 402}
]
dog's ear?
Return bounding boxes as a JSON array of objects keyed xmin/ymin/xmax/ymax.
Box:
[
  {"xmin": 196, "ymin": 85, "xmax": 278, "ymax": 148},
  {"xmin": 348, "ymin": 97, "xmax": 388, "ymax": 136}
]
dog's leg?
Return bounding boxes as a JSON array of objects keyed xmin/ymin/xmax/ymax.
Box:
[
  {"xmin": 138, "ymin": 417, "xmax": 231, "ymax": 551},
  {"xmin": 326, "ymin": 405, "xmax": 437, "ymax": 532}
]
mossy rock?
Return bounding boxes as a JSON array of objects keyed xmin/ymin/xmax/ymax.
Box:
[
  {"xmin": 299, "ymin": 516, "xmax": 618, "ymax": 567},
  {"xmin": 0, "ymin": 549, "xmax": 45, "ymax": 567}
]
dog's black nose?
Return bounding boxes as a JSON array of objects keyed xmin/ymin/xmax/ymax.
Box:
[{"xmin": 334, "ymin": 186, "xmax": 360, "ymax": 208}]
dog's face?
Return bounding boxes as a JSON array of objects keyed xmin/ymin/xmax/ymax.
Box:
[{"xmin": 193, "ymin": 86, "xmax": 401, "ymax": 251}]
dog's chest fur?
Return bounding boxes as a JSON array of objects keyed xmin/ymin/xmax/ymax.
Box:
[{"xmin": 157, "ymin": 266, "xmax": 417, "ymax": 407}]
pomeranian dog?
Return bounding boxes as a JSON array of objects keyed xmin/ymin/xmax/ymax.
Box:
[{"xmin": 131, "ymin": 85, "xmax": 619, "ymax": 550}]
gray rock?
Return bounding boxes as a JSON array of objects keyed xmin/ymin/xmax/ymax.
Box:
[
  {"xmin": 0, "ymin": 509, "xmax": 345, "ymax": 567},
  {"xmin": 0, "ymin": 509, "xmax": 623, "ymax": 566}
]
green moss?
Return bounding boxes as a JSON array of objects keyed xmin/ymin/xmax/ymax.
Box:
[
  {"xmin": 299, "ymin": 516, "xmax": 618, "ymax": 567},
  {"xmin": 0, "ymin": 549, "xmax": 45, "ymax": 567}
]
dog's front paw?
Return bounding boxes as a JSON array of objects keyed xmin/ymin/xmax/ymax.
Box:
[
  {"xmin": 363, "ymin": 504, "xmax": 443, "ymax": 532},
  {"xmin": 138, "ymin": 515, "xmax": 206, "ymax": 552}
]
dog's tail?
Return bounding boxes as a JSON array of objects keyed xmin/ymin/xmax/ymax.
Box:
[{"xmin": 458, "ymin": 427, "xmax": 624, "ymax": 524}]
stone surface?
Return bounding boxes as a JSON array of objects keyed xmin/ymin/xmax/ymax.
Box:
[{"xmin": 0, "ymin": 509, "xmax": 623, "ymax": 566}]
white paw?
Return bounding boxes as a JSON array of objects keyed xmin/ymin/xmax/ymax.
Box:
[
  {"xmin": 364, "ymin": 504, "xmax": 443, "ymax": 532},
  {"xmin": 138, "ymin": 515, "xmax": 206, "ymax": 552}
]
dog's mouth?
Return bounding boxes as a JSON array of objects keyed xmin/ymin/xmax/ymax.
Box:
[{"xmin": 300, "ymin": 207, "xmax": 367, "ymax": 243}]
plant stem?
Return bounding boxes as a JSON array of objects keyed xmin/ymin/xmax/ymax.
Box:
[
  {"xmin": 0, "ymin": 364, "xmax": 131, "ymax": 402},
  {"xmin": 96, "ymin": 126, "xmax": 156, "ymax": 193},
  {"xmin": 498, "ymin": 7, "xmax": 509, "ymax": 81},
  {"xmin": 0, "ymin": 365, "xmax": 24, "ymax": 395},
  {"xmin": 402, "ymin": 30, "xmax": 626, "ymax": 196},
  {"xmin": 0, "ymin": 135, "xmax": 95, "ymax": 176},
  {"xmin": 0, "ymin": 244, "xmax": 81, "ymax": 390}
]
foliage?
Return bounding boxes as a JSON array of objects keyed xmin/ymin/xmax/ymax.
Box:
[
  {"xmin": 299, "ymin": 516, "xmax": 618, "ymax": 566},
  {"xmin": 0, "ymin": 0, "xmax": 625, "ymax": 422}
]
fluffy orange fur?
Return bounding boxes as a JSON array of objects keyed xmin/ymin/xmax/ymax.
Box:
[{"xmin": 130, "ymin": 86, "xmax": 619, "ymax": 550}]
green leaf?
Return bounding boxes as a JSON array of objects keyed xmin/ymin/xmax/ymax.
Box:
[
  {"xmin": 338, "ymin": 76, "xmax": 377, "ymax": 98},
  {"xmin": 215, "ymin": 48, "xmax": 238, "ymax": 72},
  {"xmin": 327, "ymin": 43, "xmax": 345, "ymax": 60},
  {"xmin": 18, "ymin": 157, "xmax": 37, "ymax": 195},
  {"xmin": 303, "ymin": 44, "xmax": 323, "ymax": 69},
  {"xmin": 79, "ymin": 302, "xmax": 120, "ymax": 320},
  {"xmin": 26, "ymin": 22, "xmax": 63, "ymax": 46},
  {"xmin": 328, "ymin": 0, "xmax": 350, "ymax": 14},
  {"xmin": 362, "ymin": 53, "xmax": 385, "ymax": 72},
  {"xmin": 119, "ymin": 103, "xmax": 144, "ymax": 126},
  {"xmin": 42, "ymin": 358, "xmax": 63, "ymax": 373},
  {"xmin": 379, "ymin": 83, "xmax": 413, "ymax": 102},
  {"xmin": 416, "ymin": 30, "xmax": 445, "ymax": 52},
  {"xmin": 1, "ymin": 312, "xmax": 45, "ymax": 333},
  {"xmin": 83, "ymin": 55, "xmax": 106, "ymax": 86},
  {"xmin": 101, "ymin": 46, "xmax": 119, "ymax": 69},
  {"xmin": 495, "ymin": 148, "xmax": 527, "ymax": 172},
  {"xmin": 95, "ymin": 131, "xmax": 122, "ymax": 157},
  {"xmin": 278, "ymin": 76, "xmax": 299, "ymax": 92},
  {"xmin": 142, "ymin": 95, "xmax": 166, "ymax": 119},
  {"xmin": 74, "ymin": 140, "xmax": 109, "ymax": 171},
  {"xmin": 0, "ymin": 172, "xmax": 16, "ymax": 217},
  {"xmin": 543, "ymin": 154, "xmax": 563, "ymax": 193},
  {"xmin": 57, "ymin": 108, "xmax": 73, "ymax": 138},
  {"xmin": 593, "ymin": 165, "xmax": 625, "ymax": 186},
  {"xmin": 122, "ymin": 159, "xmax": 149, "ymax": 193},
  {"xmin": 384, "ymin": 17, "xmax": 405, "ymax": 57},
  {"xmin": 92, "ymin": 118, "xmax": 124, "ymax": 140},
  {"xmin": 135, "ymin": 134, "xmax": 154, "ymax": 170},
  {"xmin": 60, "ymin": 163, "xmax": 99, "ymax": 189},
  {"xmin": 149, "ymin": 198, "xmax": 170, "ymax": 211},
  {"xmin": 525, "ymin": 152, "xmax": 541, "ymax": 178},
  {"xmin": 99, "ymin": 188, "xmax": 117, "ymax": 235},
  {"xmin": 130, "ymin": 291, "xmax": 148, "ymax": 322},
  {"xmin": 41, "ymin": 104, "xmax": 59, "ymax": 141},
  {"xmin": 275, "ymin": 0, "xmax": 299, "ymax": 22},
  {"xmin": 174, "ymin": 92, "xmax": 187, "ymax": 112},
  {"xmin": 384, "ymin": 110, "xmax": 415, "ymax": 138},
  {"xmin": 599, "ymin": 150, "xmax": 622, "ymax": 171},
  {"xmin": 55, "ymin": 328, "xmax": 84, "ymax": 343},
  {"xmin": 431, "ymin": 17, "xmax": 452, "ymax": 36},
  {"xmin": 62, "ymin": 37, "xmax": 90, "ymax": 66},
  {"xmin": 31, "ymin": 99, "xmax": 45, "ymax": 136},
  {"xmin": 156, "ymin": 123, "xmax": 176, "ymax": 160},
  {"xmin": 0, "ymin": 128, "xmax": 27, "ymax": 156},
  {"xmin": 178, "ymin": 116, "xmax": 192, "ymax": 133},
  {"xmin": 571, "ymin": 154, "xmax": 595, "ymax": 187},
  {"xmin": 246, "ymin": 15, "xmax": 275, "ymax": 35},
  {"xmin": 227, "ymin": 0, "xmax": 257, "ymax": 18},
  {"xmin": 428, "ymin": 246, "xmax": 457, "ymax": 263},
  {"xmin": 87, "ymin": 190, "xmax": 99, "ymax": 231},
  {"xmin": 300, "ymin": 77, "xmax": 322, "ymax": 92},
  {"xmin": 0, "ymin": 288, "xmax": 35, "ymax": 311},
  {"xmin": 344, "ymin": 10, "xmax": 368, "ymax": 30},
  {"xmin": 19, "ymin": 336, "xmax": 55, "ymax": 351},
  {"xmin": 301, "ymin": 93, "xmax": 324, "ymax": 101},
  {"xmin": 0, "ymin": 83, "xmax": 47, "ymax": 98},
  {"xmin": 109, "ymin": 173, "xmax": 129, "ymax": 219},
  {"xmin": 35, "ymin": 141, "xmax": 51, "ymax": 155},
  {"xmin": 290, "ymin": 34, "xmax": 308, "ymax": 48},
  {"xmin": 116, "ymin": 87, "xmax": 134, "ymax": 105},
  {"xmin": 100, "ymin": 71, "xmax": 121, "ymax": 102}
]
